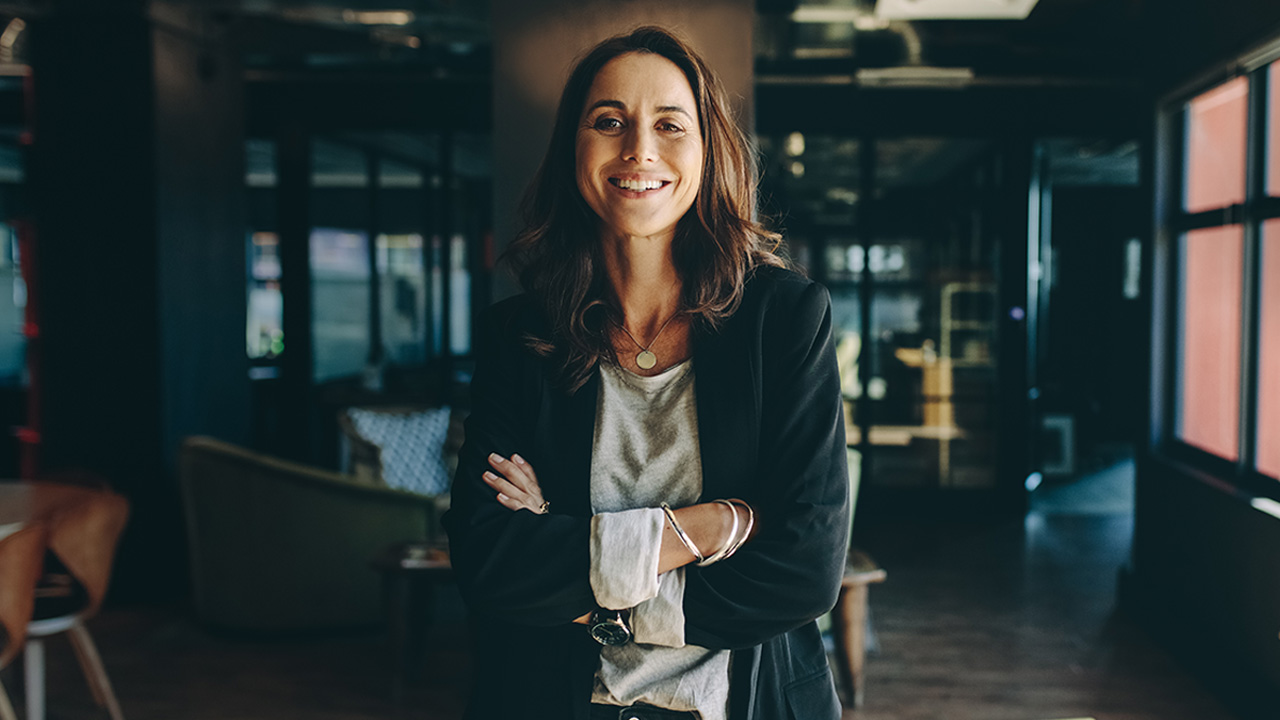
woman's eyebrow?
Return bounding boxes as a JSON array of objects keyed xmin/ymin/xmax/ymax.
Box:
[
  {"xmin": 586, "ymin": 99, "xmax": 694, "ymax": 122},
  {"xmin": 656, "ymin": 105, "xmax": 694, "ymax": 122},
  {"xmin": 586, "ymin": 99, "xmax": 625, "ymax": 113}
]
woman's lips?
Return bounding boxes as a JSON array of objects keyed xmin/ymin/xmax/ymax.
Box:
[{"xmin": 608, "ymin": 177, "xmax": 671, "ymax": 194}]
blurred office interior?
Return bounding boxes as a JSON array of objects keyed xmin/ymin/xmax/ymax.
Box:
[{"xmin": 0, "ymin": 0, "xmax": 1278, "ymax": 718}]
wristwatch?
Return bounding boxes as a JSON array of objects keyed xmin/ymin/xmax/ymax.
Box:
[{"xmin": 588, "ymin": 608, "xmax": 632, "ymax": 646}]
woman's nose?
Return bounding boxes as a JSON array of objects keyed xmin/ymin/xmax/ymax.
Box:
[{"xmin": 621, "ymin": 126, "xmax": 657, "ymax": 163}]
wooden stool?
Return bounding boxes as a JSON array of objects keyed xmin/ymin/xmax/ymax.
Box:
[{"xmin": 830, "ymin": 548, "xmax": 886, "ymax": 708}]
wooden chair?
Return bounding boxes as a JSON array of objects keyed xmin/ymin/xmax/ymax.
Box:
[
  {"xmin": 20, "ymin": 611, "xmax": 125, "ymax": 720},
  {"xmin": 0, "ymin": 562, "xmax": 125, "ymax": 720},
  {"xmin": 830, "ymin": 547, "xmax": 887, "ymax": 708}
]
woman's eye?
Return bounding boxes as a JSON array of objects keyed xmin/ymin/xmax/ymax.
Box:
[
  {"xmin": 659, "ymin": 122, "xmax": 684, "ymax": 133},
  {"xmin": 593, "ymin": 117, "xmax": 623, "ymax": 131}
]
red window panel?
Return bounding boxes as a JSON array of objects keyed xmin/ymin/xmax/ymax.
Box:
[
  {"xmin": 1259, "ymin": 221, "xmax": 1280, "ymax": 478},
  {"xmin": 1185, "ymin": 77, "xmax": 1248, "ymax": 213},
  {"xmin": 1179, "ymin": 226, "xmax": 1244, "ymax": 460},
  {"xmin": 1270, "ymin": 62, "xmax": 1280, "ymax": 197}
]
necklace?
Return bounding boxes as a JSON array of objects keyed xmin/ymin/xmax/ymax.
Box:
[{"xmin": 614, "ymin": 310, "xmax": 681, "ymax": 370}]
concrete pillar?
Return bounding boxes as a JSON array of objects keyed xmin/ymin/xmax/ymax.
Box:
[{"xmin": 27, "ymin": 0, "xmax": 248, "ymax": 597}]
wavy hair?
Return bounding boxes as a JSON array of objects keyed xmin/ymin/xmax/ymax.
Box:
[{"xmin": 504, "ymin": 26, "xmax": 784, "ymax": 392}]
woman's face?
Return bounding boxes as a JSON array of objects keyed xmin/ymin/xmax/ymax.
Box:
[{"xmin": 575, "ymin": 52, "xmax": 704, "ymax": 243}]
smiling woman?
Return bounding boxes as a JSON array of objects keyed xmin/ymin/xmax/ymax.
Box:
[
  {"xmin": 444, "ymin": 26, "xmax": 849, "ymax": 720},
  {"xmin": 575, "ymin": 52, "xmax": 704, "ymax": 244}
]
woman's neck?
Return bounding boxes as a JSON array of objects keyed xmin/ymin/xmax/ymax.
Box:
[{"xmin": 600, "ymin": 229, "xmax": 683, "ymax": 335}]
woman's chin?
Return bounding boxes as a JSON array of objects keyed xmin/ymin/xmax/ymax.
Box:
[{"xmin": 598, "ymin": 217, "xmax": 681, "ymax": 243}]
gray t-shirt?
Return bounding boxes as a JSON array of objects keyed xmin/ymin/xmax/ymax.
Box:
[{"xmin": 588, "ymin": 360, "xmax": 731, "ymax": 720}]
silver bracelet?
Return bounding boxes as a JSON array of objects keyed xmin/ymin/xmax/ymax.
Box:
[
  {"xmin": 721, "ymin": 499, "xmax": 755, "ymax": 560},
  {"xmin": 697, "ymin": 499, "xmax": 741, "ymax": 567},
  {"xmin": 660, "ymin": 503, "xmax": 704, "ymax": 564}
]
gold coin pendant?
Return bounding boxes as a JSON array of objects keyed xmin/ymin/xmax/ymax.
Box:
[{"xmin": 636, "ymin": 350, "xmax": 657, "ymax": 370}]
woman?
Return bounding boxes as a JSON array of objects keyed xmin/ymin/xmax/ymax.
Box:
[{"xmin": 443, "ymin": 27, "xmax": 849, "ymax": 720}]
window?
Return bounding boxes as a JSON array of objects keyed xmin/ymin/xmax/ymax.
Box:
[
  {"xmin": 1177, "ymin": 226, "xmax": 1243, "ymax": 460},
  {"xmin": 1184, "ymin": 77, "xmax": 1248, "ymax": 213},
  {"xmin": 1160, "ymin": 58, "xmax": 1280, "ymax": 490},
  {"xmin": 1269, "ymin": 60, "xmax": 1280, "ymax": 197},
  {"xmin": 377, "ymin": 233, "xmax": 427, "ymax": 366},
  {"xmin": 245, "ymin": 133, "xmax": 490, "ymax": 381},
  {"xmin": 311, "ymin": 228, "xmax": 371, "ymax": 382},
  {"xmin": 247, "ymin": 231, "xmax": 282, "ymax": 359},
  {"xmin": 1259, "ymin": 221, "xmax": 1280, "ymax": 478}
]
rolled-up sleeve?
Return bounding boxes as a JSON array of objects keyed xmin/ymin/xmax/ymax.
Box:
[{"xmin": 589, "ymin": 507, "xmax": 665, "ymax": 610}]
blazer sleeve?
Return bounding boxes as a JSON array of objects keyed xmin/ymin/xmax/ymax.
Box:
[
  {"xmin": 683, "ymin": 279, "xmax": 851, "ymax": 650},
  {"xmin": 441, "ymin": 302, "xmax": 597, "ymax": 626}
]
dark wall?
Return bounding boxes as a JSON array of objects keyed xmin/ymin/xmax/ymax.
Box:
[
  {"xmin": 1129, "ymin": 455, "xmax": 1280, "ymax": 718},
  {"xmin": 1143, "ymin": 0, "xmax": 1280, "ymax": 97},
  {"xmin": 1041, "ymin": 187, "xmax": 1146, "ymax": 450},
  {"xmin": 1128, "ymin": 2, "xmax": 1280, "ymax": 713}
]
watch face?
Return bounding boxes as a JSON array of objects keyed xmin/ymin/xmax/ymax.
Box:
[{"xmin": 589, "ymin": 611, "xmax": 632, "ymax": 646}]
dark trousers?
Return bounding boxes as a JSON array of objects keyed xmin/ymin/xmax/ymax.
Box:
[{"xmin": 588, "ymin": 703, "xmax": 699, "ymax": 720}]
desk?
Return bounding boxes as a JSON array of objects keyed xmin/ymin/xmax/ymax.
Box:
[{"xmin": 0, "ymin": 482, "xmax": 129, "ymax": 667}]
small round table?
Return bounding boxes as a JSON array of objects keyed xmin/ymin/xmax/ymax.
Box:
[{"xmin": 371, "ymin": 542, "xmax": 453, "ymax": 705}]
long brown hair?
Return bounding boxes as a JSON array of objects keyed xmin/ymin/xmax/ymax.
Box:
[{"xmin": 504, "ymin": 26, "xmax": 784, "ymax": 392}]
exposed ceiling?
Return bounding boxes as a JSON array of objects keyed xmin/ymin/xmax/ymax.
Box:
[
  {"xmin": 758, "ymin": 0, "xmax": 1142, "ymax": 85},
  {"xmin": 0, "ymin": 0, "xmax": 1143, "ymax": 83}
]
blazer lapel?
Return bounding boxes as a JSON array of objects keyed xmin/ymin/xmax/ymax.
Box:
[
  {"xmin": 543, "ymin": 368, "xmax": 599, "ymax": 517},
  {"xmin": 693, "ymin": 324, "xmax": 759, "ymax": 502}
]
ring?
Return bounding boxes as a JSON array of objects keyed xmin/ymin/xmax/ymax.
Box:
[{"xmin": 538, "ymin": 500, "xmax": 550, "ymax": 514}]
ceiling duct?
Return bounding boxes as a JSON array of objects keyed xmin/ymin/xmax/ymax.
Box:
[{"xmin": 875, "ymin": 0, "xmax": 1039, "ymax": 20}]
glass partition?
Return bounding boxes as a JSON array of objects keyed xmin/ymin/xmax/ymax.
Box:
[{"xmin": 871, "ymin": 138, "xmax": 999, "ymax": 489}]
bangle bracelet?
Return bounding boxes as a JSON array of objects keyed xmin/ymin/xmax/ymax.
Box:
[
  {"xmin": 660, "ymin": 503, "xmax": 704, "ymax": 564},
  {"xmin": 721, "ymin": 499, "xmax": 755, "ymax": 560},
  {"xmin": 697, "ymin": 500, "xmax": 741, "ymax": 567}
]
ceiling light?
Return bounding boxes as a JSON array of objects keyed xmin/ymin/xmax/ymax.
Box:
[
  {"xmin": 341, "ymin": 10, "xmax": 415, "ymax": 26},
  {"xmin": 875, "ymin": 0, "xmax": 1039, "ymax": 20},
  {"xmin": 856, "ymin": 66, "xmax": 975, "ymax": 88},
  {"xmin": 785, "ymin": 132, "xmax": 806, "ymax": 157}
]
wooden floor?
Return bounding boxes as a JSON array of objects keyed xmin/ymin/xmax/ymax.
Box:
[
  {"xmin": 852, "ymin": 513, "xmax": 1236, "ymax": 720},
  {"xmin": 0, "ymin": 476, "xmax": 1246, "ymax": 720}
]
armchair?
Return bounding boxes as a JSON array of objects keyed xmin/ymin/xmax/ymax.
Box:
[{"xmin": 178, "ymin": 436, "xmax": 436, "ymax": 632}]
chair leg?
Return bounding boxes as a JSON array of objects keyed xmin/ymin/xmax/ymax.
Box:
[
  {"xmin": 69, "ymin": 623, "xmax": 107, "ymax": 708},
  {"xmin": 68, "ymin": 622, "xmax": 125, "ymax": 720},
  {"xmin": 0, "ymin": 678, "xmax": 17, "ymax": 720},
  {"xmin": 24, "ymin": 637, "xmax": 45, "ymax": 720}
]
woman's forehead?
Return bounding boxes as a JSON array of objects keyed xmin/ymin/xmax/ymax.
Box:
[{"xmin": 582, "ymin": 52, "xmax": 697, "ymax": 115}]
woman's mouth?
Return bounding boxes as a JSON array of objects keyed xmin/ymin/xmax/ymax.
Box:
[{"xmin": 609, "ymin": 178, "xmax": 670, "ymax": 193}]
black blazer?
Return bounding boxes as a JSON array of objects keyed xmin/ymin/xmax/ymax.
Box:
[{"xmin": 444, "ymin": 265, "xmax": 850, "ymax": 720}]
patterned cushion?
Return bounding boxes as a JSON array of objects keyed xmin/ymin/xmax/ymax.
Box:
[{"xmin": 346, "ymin": 406, "xmax": 452, "ymax": 496}]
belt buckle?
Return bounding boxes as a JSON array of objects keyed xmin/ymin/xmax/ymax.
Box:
[{"xmin": 616, "ymin": 704, "xmax": 690, "ymax": 720}]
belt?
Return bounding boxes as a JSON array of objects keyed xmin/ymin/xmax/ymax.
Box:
[{"xmin": 589, "ymin": 703, "xmax": 699, "ymax": 720}]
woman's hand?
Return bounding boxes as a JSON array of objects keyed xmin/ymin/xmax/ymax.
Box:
[{"xmin": 482, "ymin": 453, "xmax": 550, "ymax": 515}]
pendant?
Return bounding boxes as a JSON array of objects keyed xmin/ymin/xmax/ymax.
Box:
[{"xmin": 636, "ymin": 350, "xmax": 657, "ymax": 370}]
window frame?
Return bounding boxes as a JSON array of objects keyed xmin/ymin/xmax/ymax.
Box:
[{"xmin": 1156, "ymin": 37, "xmax": 1280, "ymax": 497}]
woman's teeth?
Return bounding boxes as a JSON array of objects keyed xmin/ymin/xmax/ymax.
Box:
[{"xmin": 614, "ymin": 179, "xmax": 665, "ymax": 191}]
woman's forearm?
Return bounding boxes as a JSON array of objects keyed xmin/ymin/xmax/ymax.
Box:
[
  {"xmin": 658, "ymin": 501, "xmax": 754, "ymax": 574},
  {"xmin": 570, "ymin": 501, "xmax": 755, "ymax": 625}
]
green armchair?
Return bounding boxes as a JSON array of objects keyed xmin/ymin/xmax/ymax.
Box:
[{"xmin": 178, "ymin": 436, "xmax": 438, "ymax": 632}]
